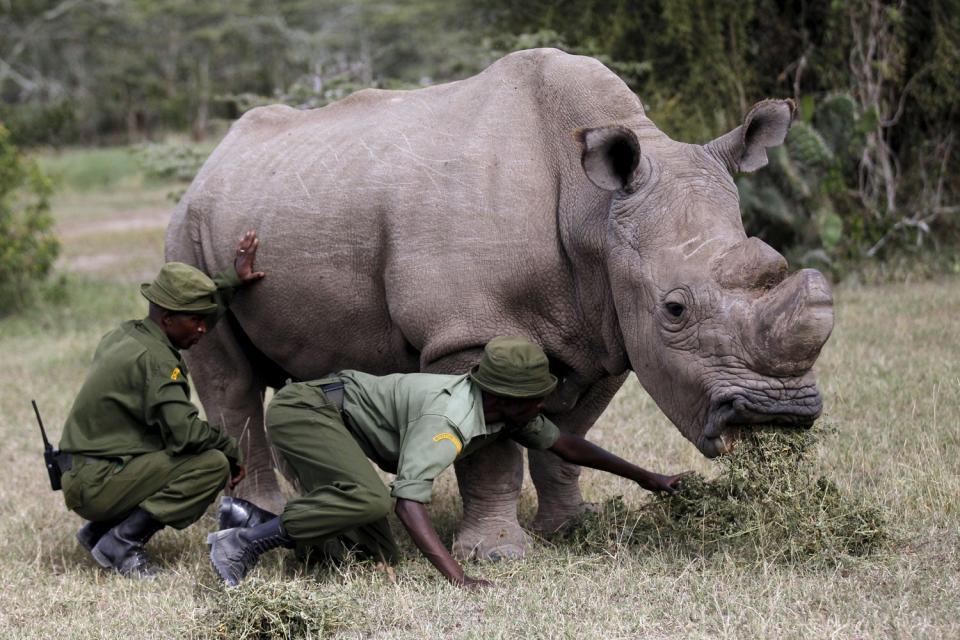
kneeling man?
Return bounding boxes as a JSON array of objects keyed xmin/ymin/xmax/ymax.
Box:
[
  {"xmin": 209, "ymin": 336, "xmax": 687, "ymax": 587},
  {"xmin": 59, "ymin": 231, "xmax": 264, "ymax": 578}
]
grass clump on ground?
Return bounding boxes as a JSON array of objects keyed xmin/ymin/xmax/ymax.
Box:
[
  {"xmin": 189, "ymin": 577, "xmax": 359, "ymax": 640},
  {"xmin": 568, "ymin": 426, "xmax": 888, "ymax": 565}
]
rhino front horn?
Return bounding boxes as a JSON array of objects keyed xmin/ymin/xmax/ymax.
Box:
[{"xmin": 747, "ymin": 269, "xmax": 834, "ymax": 376}]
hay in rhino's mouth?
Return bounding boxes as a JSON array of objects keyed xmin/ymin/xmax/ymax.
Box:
[{"xmin": 699, "ymin": 390, "xmax": 823, "ymax": 457}]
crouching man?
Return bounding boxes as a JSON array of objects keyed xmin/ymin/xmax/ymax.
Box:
[
  {"xmin": 208, "ymin": 336, "xmax": 688, "ymax": 588},
  {"xmin": 58, "ymin": 231, "xmax": 265, "ymax": 578}
]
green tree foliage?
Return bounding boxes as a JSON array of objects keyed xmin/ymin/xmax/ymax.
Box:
[
  {"xmin": 0, "ymin": 124, "xmax": 58, "ymax": 312},
  {"xmin": 0, "ymin": 0, "xmax": 489, "ymax": 142},
  {"xmin": 484, "ymin": 0, "xmax": 959, "ymax": 269},
  {"xmin": 739, "ymin": 94, "xmax": 873, "ymax": 269},
  {"xmin": 1, "ymin": 0, "xmax": 956, "ymax": 269}
]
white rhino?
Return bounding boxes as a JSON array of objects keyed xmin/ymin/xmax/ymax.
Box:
[{"xmin": 166, "ymin": 48, "xmax": 833, "ymax": 559}]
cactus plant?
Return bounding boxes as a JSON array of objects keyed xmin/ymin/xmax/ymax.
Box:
[{"xmin": 738, "ymin": 94, "xmax": 865, "ymax": 267}]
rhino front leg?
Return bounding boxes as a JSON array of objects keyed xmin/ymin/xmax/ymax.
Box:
[
  {"xmin": 529, "ymin": 374, "xmax": 627, "ymax": 534},
  {"xmin": 451, "ymin": 439, "xmax": 528, "ymax": 561},
  {"xmin": 186, "ymin": 316, "xmax": 285, "ymax": 515},
  {"xmin": 420, "ymin": 348, "xmax": 530, "ymax": 560}
]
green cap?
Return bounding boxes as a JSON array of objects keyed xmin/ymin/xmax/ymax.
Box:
[
  {"xmin": 140, "ymin": 262, "xmax": 218, "ymax": 313},
  {"xmin": 469, "ymin": 336, "xmax": 558, "ymax": 399}
]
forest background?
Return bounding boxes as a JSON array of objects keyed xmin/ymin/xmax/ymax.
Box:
[{"xmin": 1, "ymin": 0, "xmax": 958, "ymax": 308}]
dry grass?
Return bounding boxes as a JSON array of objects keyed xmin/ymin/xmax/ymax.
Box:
[
  {"xmin": 565, "ymin": 427, "xmax": 888, "ymax": 566},
  {"xmin": 2, "ymin": 165, "xmax": 958, "ymax": 638}
]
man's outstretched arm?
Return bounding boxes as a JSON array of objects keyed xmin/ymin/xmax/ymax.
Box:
[
  {"xmin": 548, "ymin": 433, "xmax": 688, "ymax": 494},
  {"xmin": 394, "ymin": 498, "xmax": 491, "ymax": 589}
]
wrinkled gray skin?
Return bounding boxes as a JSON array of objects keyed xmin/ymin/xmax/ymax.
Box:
[{"xmin": 165, "ymin": 49, "xmax": 834, "ymax": 560}]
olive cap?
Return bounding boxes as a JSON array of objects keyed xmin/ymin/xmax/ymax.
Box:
[
  {"xmin": 469, "ymin": 336, "xmax": 558, "ymax": 399},
  {"xmin": 140, "ymin": 262, "xmax": 218, "ymax": 313}
]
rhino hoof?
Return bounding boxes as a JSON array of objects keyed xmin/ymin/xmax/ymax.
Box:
[
  {"xmin": 232, "ymin": 489, "xmax": 286, "ymax": 518},
  {"xmin": 531, "ymin": 501, "xmax": 600, "ymax": 536},
  {"xmin": 452, "ymin": 524, "xmax": 531, "ymax": 562}
]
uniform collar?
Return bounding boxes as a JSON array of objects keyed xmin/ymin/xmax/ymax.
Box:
[
  {"xmin": 138, "ymin": 316, "xmax": 183, "ymax": 361},
  {"xmin": 469, "ymin": 378, "xmax": 509, "ymax": 437}
]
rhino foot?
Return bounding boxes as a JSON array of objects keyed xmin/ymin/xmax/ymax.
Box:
[
  {"xmin": 452, "ymin": 517, "xmax": 532, "ymax": 561},
  {"xmin": 531, "ymin": 501, "xmax": 600, "ymax": 536},
  {"xmin": 231, "ymin": 467, "xmax": 286, "ymax": 516},
  {"xmin": 231, "ymin": 489, "xmax": 285, "ymax": 518}
]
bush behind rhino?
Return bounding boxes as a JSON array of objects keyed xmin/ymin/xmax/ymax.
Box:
[
  {"xmin": 0, "ymin": 124, "xmax": 59, "ymax": 313},
  {"xmin": 568, "ymin": 426, "xmax": 888, "ymax": 566}
]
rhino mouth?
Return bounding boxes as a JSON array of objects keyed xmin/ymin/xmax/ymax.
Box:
[{"xmin": 698, "ymin": 388, "xmax": 823, "ymax": 457}]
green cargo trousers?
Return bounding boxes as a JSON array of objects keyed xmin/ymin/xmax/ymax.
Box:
[
  {"xmin": 61, "ymin": 449, "xmax": 231, "ymax": 529},
  {"xmin": 266, "ymin": 381, "xmax": 398, "ymax": 562}
]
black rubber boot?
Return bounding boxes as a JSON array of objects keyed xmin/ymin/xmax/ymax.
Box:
[
  {"xmin": 217, "ymin": 496, "xmax": 278, "ymax": 531},
  {"xmin": 91, "ymin": 508, "xmax": 166, "ymax": 579},
  {"xmin": 76, "ymin": 519, "xmax": 121, "ymax": 552},
  {"xmin": 207, "ymin": 517, "xmax": 294, "ymax": 587}
]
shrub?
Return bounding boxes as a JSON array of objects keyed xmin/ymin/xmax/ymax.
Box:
[
  {"xmin": 0, "ymin": 125, "xmax": 59, "ymax": 313},
  {"xmin": 136, "ymin": 142, "xmax": 208, "ymax": 184},
  {"xmin": 737, "ymin": 94, "xmax": 883, "ymax": 274},
  {"xmin": 0, "ymin": 100, "xmax": 79, "ymax": 147}
]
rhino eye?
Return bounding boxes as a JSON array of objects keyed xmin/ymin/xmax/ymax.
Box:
[{"xmin": 665, "ymin": 302, "xmax": 685, "ymax": 318}]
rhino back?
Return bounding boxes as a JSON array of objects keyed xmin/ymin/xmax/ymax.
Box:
[{"xmin": 166, "ymin": 48, "xmax": 649, "ymax": 378}]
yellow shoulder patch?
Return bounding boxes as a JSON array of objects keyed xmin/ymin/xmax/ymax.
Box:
[
  {"xmin": 171, "ymin": 367, "xmax": 181, "ymax": 381},
  {"xmin": 432, "ymin": 432, "xmax": 463, "ymax": 455}
]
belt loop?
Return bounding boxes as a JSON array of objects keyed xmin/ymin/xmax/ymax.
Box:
[{"xmin": 319, "ymin": 376, "xmax": 345, "ymax": 410}]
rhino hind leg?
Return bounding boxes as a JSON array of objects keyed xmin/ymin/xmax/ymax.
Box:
[
  {"xmin": 420, "ymin": 348, "xmax": 531, "ymax": 560},
  {"xmin": 186, "ymin": 312, "xmax": 287, "ymax": 515},
  {"xmin": 451, "ymin": 439, "xmax": 529, "ymax": 561}
]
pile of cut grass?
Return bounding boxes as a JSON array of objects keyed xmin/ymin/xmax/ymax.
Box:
[
  {"xmin": 568, "ymin": 427, "xmax": 888, "ymax": 565},
  {"xmin": 189, "ymin": 577, "xmax": 360, "ymax": 639}
]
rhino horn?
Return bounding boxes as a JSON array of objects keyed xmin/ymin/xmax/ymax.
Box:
[
  {"xmin": 747, "ymin": 268, "xmax": 834, "ymax": 376},
  {"xmin": 712, "ymin": 237, "xmax": 788, "ymax": 290},
  {"xmin": 706, "ymin": 98, "xmax": 797, "ymax": 174}
]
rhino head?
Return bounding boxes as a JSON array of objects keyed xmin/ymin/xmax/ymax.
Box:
[{"xmin": 579, "ymin": 99, "xmax": 833, "ymax": 457}]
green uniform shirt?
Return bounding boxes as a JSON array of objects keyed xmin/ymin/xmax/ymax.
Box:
[
  {"xmin": 339, "ymin": 371, "xmax": 560, "ymax": 503},
  {"xmin": 59, "ymin": 271, "xmax": 242, "ymax": 464}
]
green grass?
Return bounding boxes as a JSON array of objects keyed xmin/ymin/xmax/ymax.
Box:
[
  {"xmin": 37, "ymin": 145, "xmax": 186, "ymax": 283},
  {"xmin": 1, "ymin": 158, "xmax": 958, "ymax": 638},
  {"xmin": 33, "ymin": 138, "xmax": 220, "ymax": 194},
  {"xmin": 36, "ymin": 146, "xmax": 144, "ymax": 192}
]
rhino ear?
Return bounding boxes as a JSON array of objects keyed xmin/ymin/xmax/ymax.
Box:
[
  {"xmin": 576, "ymin": 126, "xmax": 641, "ymax": 192},
  {"xmin": 707, "ymin": 99, "xmax": 796, "ymax": 174}
]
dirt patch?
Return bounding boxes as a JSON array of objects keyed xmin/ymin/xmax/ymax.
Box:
[
  {"xmin": 56, "ymin": 208, "xmax": 171, "ymax": 239},
  {"xmin": 55, "ymin": 202, "xmax": 171, "ymax": 281}
]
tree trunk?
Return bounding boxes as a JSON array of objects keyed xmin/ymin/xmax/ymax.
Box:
[{"xmin": 192, "ymin": 52, "xmax": 210, "ymax": 141}]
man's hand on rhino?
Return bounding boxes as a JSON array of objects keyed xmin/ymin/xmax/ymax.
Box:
[{"xmin": 233, "ymin": 230, "xmax": 265, "ymax": 284}]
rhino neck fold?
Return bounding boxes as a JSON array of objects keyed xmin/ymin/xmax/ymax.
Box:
[{"xmin": 556, "ymin": 189, "xmax": 630, "ymax": 378}]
